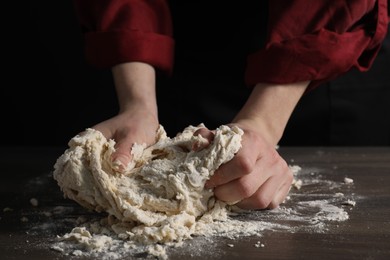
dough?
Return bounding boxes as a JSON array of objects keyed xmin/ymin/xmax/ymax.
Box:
[{"xmin": 53, "ymin": 124, "xmax": 243, "ymax": 244}]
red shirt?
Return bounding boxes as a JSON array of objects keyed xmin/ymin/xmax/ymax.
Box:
[{"xmin": 73, "ymin": 0, "xmax": 389, "ymax": 90}]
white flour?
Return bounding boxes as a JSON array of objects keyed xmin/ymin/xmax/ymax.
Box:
[
  {"xmin": 47, "ymin": 167, "xmax": 356, "ymax": 259},
  {"xmin": 47, "ymin": 124, "xmax": 356, "ymax": 259}
]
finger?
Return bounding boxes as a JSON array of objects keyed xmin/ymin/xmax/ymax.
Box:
[
  {"xmin": 205, "ymin": 150, "xmax": 258, "ymax": 189},
  {"xmin": 90, "ymin": 126, "xmax": 132, "ymax": 172},
  {"xmin": 205, "ymin": 132, "xmax": 261, "ymax": 189},
  {"xmin": 235, "ymin": 177, "xmax": 279, "ymax": 210},
  {"xmin": 268, "ymin": 181, "xmax": 292, "ymax": 209},
  {"xmin": 192, "ymin": 128, "xmax": 215, "ymax": 151},
  {"xmin": 269, "ymin": 167, "xmax": 294, "ymax": 208},
  {"xmin": 212, "ymin": 162, "xmax": 271, "ymax": 203},
  {"xmin": 111, "ymin": 139, "xmax": 134, "ymax": 172},
  {"xmin": 236, "ymin": 169, "xmax": 293, "ymax": 210}
]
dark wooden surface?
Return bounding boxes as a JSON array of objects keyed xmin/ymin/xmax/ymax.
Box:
[{"xmin": 0, "ymin": 146, "xmax": 389, "ymax": 260}]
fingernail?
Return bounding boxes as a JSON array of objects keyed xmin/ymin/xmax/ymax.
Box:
[{"xmin": 112, "ymin": 158, "xmax": 125, "ymax": 172}]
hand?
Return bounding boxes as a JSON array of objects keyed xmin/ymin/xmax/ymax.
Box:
[
  {"xmin": 202, "ymin": 122, "xmax": 293, "ymax": 210},
  {"xmin": 204, "ymin": 81, "xmax": 309, "ymax": 209},
  {"xmin": 91, "ymin": 103, "xmax": 159, "ymax": 171},
  {"xmin": 90, "ymin": 62, "xmax": 159, "ymax": 171}
]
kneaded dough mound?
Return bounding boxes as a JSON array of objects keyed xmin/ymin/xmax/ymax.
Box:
[{"xmin": 53, "ymin": 124, "xmax": 243, "ymax": 244}]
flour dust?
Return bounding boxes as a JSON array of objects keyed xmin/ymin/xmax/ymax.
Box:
[{"xmin": 35, "ymin": 164, "xmax": 358, "ymax": 259}]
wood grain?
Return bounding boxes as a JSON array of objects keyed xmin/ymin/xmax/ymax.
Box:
[{"xmin": 0, "ymin": 146, "xmax": 389, "ymax": 260}]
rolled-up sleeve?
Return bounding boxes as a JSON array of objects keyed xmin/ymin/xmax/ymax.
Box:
[
  {"xmin": 73, "ymin": 0, "xmax": 174, "ymax": 74},
  {"xmin": 245, "ymin": 0, "xmax": 389, "ymax": 90}
]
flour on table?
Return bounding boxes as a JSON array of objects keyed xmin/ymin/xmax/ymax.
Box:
[
  {"xmin": 344, "ymin": 177, "xmax": 354, "ymax": 184},
  {"xmin": 51, "ymin": 124, "xmax": 353, "ymax": 259},
  {"xmin": 53, "ymin": 124, "xmax": 244, "ymax": 258}
]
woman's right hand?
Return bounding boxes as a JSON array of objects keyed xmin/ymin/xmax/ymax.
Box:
[
  {"xmin": 92, "ymin": 102, "xmax": 159, "ymax": 172},
  {"xmin": 91, "ymin": 61, "xmax": 159, "ymax": 171}
]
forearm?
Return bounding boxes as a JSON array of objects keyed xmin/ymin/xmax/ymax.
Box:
[
  {"xmin": 112, "ymin": 62, "xmax": 158, "ymax": 116},
  {"xmin": 73, "ymin": 0, "xmax": 174, "ymax": 71},
  {"xmin": 233, "ymin": 81, "xmax": 309, "ymax": 145}
]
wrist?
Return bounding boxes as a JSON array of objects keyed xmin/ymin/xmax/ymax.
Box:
[
  {"xmin": 112, "ymin": 62, "xmax": 157, "ymax": 112},
  {"xmin": 233, "ymin": 81, "xmax": 309, "ymax": 145},
  {"xmin": 233, "ymin": 117, "xmax": 282, "ymax": 146}
]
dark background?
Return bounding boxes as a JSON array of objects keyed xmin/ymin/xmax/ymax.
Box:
[{"xmin": 1, "ymin": 1, "xmax": 389, "ymax": 147}]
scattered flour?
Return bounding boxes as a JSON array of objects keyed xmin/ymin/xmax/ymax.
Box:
[
  {"xmin": 20, "ymin": 216, "xmax": 29, "ymax": 222},
  {"xmin": 30, "ymin": 198, "xmax": 39, "ymax": 207},
  {"xmin": 342, "ymin": 199, "xmax": 357, "ymax": 207},
  {"xmin": 52, "ymin": 124, "xmax": 246, "ymax": 258},
  {"xmin": 48, "ymin": 124, "xmax": 354, "ymax": 259},
  {"xmin": 344, "ymin": 177, "xmax": 354, "ymax": 184}
]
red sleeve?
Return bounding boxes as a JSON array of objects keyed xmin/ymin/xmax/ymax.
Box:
[
  {"xmin": 245, "ymin": 0, "xmax": 389, "ymax": 91},
  {"xmin": 73, "ymin": 0, "xmax": 174, "ymax": 74}
]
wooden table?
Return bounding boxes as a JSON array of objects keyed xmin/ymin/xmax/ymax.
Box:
[{"xmin": 0, "ymin": 146, "xmax": 389, "ymax": 260}]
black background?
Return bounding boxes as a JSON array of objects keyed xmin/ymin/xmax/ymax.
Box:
[{"xmin": 2, "ymin": 1, "xmax": 389, "ymax": 147}]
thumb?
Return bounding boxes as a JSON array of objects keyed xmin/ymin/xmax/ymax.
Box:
[
  {"xmin": 111, "ymin": 139, "xmax": 134, "ymax": 172},
  {"xmin": 192, "ymin": 127, "xmax": 215, "ymax": 151}
]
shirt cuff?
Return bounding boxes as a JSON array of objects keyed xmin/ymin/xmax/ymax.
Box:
[
  {"xmin": 245, "ymin": 28, "xmax": 376, "ymax": 91},
  {"xmin": 84, "ymin": 29, "xmax": 174, "ymax": 75}
]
